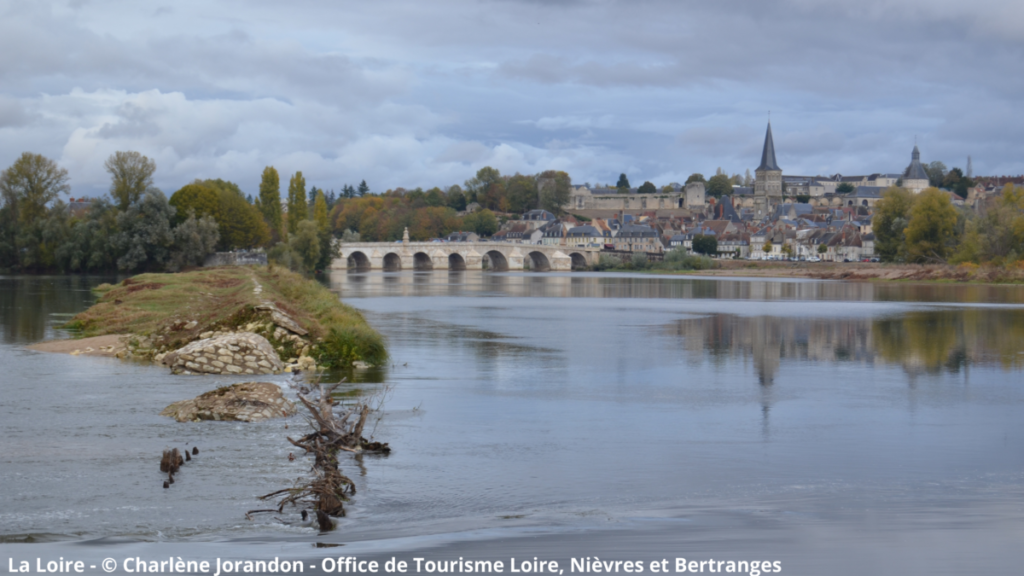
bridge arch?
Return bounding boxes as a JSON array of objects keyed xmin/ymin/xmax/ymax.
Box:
[
  {"xmin": 413, "ymin": 252, "xmax": 433, "ymax": 271},
  {"xmin": 347, "ymin": 251, "xmax": 370, "ymax": 270},
  {"xmin": 526, "ymin": 251, "xmax": 551, "ymax": 272},
  {"xmin": 383, "ymin": 252, "xmax": 402, "ymax": 271},
  {"xmin": 448, "ymin": 253, "xmax": 466, "ymax": 271},
  {"xmin": 484, "ymin": 250, "xmax": 509, "ymax": 271},
  {"xmin": 569, "ymin": 252, "xmax": 588, "ymax": 270}
]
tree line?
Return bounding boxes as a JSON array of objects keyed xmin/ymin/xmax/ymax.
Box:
[
  {"xmin": 0, "ymin": 153, "xmax": 573, "ymax": 274},
  {"xmin": 873, "ymin": 185, "xmax": 1024, "ymax": 265}
]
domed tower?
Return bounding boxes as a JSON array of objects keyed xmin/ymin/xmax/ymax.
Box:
[
  {"xmin": 754, "ymin": 122, "xmax": 782, "ymax": 219},
  {"xmin": 902, "ymin": 145, "xmax": 929, "ymax": 193}
]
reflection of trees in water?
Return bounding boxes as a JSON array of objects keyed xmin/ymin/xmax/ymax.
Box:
[
  {"xmin": 873, "ymin": 309, "xmax": 1024, "ymax": 373},
  {"xmin": 0, "ymin": 276, "xmax": 112, "ymax": 345},
  {"xmin": 668, "ymin": 309, "xmax": 1024, "ymax": 383}
]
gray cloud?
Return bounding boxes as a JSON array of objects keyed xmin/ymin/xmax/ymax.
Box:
[{"xmin": 0, "ymin": 0, "xmax": 1020, "ymax": 196}]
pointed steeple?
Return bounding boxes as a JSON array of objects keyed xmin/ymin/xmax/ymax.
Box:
[{"xmin": 757, "ymin": 122, "xmax": 781, "ymax": 172}]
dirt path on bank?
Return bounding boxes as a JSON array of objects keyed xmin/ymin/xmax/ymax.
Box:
[{"xmin": 26, "ymin": 334, "xmax": 129, "ymax": 357}]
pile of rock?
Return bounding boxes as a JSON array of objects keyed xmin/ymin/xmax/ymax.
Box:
[
  {"xmin": 159, "ymin": 332, "xmax": 285, "ymax": 375},
  {"xmin": 160, "ymin": 382, "xmax": 296, "ymax": 422}
]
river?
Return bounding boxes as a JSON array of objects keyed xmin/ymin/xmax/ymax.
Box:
[{"xmin": 2, "ymin": 271, "xmax": 1024, "ymax": 575}]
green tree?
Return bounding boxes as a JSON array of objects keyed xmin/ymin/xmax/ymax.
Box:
[
  {"xmin": 638, "ymin": 181, "xmax": 656, "ymax": 195},
  {"xmin": 357, "ymin": 180, "xmax": 369, "ymax": 197},
  {"xmin": 53, "ymin": 198, "xmax": 119, "ymax": 272},
  {"xmin": 446, "ymin": 185, "xmax": 466, "ymax": 211},
  {"xmin": 925, "ymin": 161, "xmax": 947, "ymax": 188},
  {"xmin": 692, "ymin": 234, "xmax": 718, "ymax": 255},
  {"xmin": 465, "ymin": 167, "xmax": 502, "ymax": 204},
  {"xmin": 506, "ymin": 174, "xmax": 538, "ymax": 213},
  {"xmin": 112, "ymin": 189, "xmax": 175, "ymax": 271},
  {"xmin": 166, "ymin": 212, "xmax": 220, "ymax": 272},
  {"xmin": 762, "ymin": 239, "xmax": 773, "ymax": 254},
  {"xmin": 616, "ymin": 173, "xmax": 630, "ymax": 192},
  {"xmin": 0, "ymin": 152, "xmax": 70, "ymax": 226},
  {"xmin": 463, "ymin": 208, "xmax": 498, "ymax": 237},
  {"xmin": 169, "ymin": 183, "xmax": 220, "ymax": 224},
  {"xmin": 872, "ymin": 186, "xmax": 916, "ymax": 262},
  {"xmin": 836, "ymin": 182, "xmax": 855, "ymax": 194},
  {"xmin": 706, "ymin": 174, "xmax": 732, "ymax": 198},
  {"xmin": 105, "ymin": 151, "xmax": 157, "ymax": 211},
  {"xmin": 538, "ymin": 170, "xmax": 571, "ymax": 215},
  {"xmin": 905, "ymin": 188, "xmax": 958, "ymax": 263},
  {"xmin": 287, "ymin": 171, "xmax": 308, "ymax": 235},
  {"xmin": 424, "ymin": 187, "xmax": 445, "ymax": 208},
  {"xmin": 685, "ymin": 173, "xmax": 706, "ymax": 184},
  {"xmin": 0, "ymin": 152, "xmax": 71, "ymax": 270},
  {"xmin": 817, "ymin": 243, "xmax": 828, "ymax": 255},
  {"xmin": 313, "ymin": 188, "xmax": 329, "ymax": 231},
  {"xmin": 258, "ymin": 166, "xmax": 284, "ymax": 239},
  {"xmin": 292, "ymin": 220, "xmax": 321, "ymax": 272}
]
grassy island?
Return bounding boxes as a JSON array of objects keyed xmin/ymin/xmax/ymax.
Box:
[{"xmin": 65, "ymin": 266, "xmax": 386, "ymax": 368}]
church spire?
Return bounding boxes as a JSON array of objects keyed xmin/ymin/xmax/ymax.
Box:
[{"xmin": 757, "ymin": 121, "xmax": 781, "ymax": 172}]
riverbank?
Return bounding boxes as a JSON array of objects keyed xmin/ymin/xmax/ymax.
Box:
[
  {"xmin": 661, "ymin": 260, "xmax": 1024, "ymax": 283},
  {"xmin": 57, "ymin": 265, "xmax": 386, "ymax": 368}
]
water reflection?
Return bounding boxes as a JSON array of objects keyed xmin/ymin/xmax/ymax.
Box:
[
  {"xmin": 666, "ymin": 309, "xmax": 1024, "ymax": 386},
  {"xmin": 0, "ymin": 275, "xmax": 117, "ymax": 344},
  {"xmin": 330, "ymin": 269, "xmax": 1024, "ymax": 304}
]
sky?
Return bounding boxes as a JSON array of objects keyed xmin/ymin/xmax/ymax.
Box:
[{"xmin": 1, "ymin": 0, "xmax": 1022, "ymax": 198}]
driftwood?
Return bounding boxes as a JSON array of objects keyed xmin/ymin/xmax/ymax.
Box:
[{"xmin": 257, "ymin": 379, "xmax": 389, "ymax": 531}]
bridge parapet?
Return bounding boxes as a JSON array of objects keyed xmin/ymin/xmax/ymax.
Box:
[{"xmin": 332, "ymin": 241, "xmax": 600, "ymax": 272}]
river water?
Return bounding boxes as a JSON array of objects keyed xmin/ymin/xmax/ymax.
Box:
[{"xmin": 2, "ymin": 271, "xmax": 1024, "ymax": 575}]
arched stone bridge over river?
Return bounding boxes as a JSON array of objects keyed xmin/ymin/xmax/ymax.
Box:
[{"xmin": 332, "ymin": 242, "xmax": 602, "ymax": 272}]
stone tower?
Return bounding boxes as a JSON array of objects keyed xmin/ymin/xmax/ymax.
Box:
[
  {"xmin": 753, "ymin": 122, "xmax": 782, "ymax": 220},
  {"xmin": 684, "ymin": 181, "xmax": 706, "ymax": 208},
  {"xmin": 902, "ymin": 145, "xmax": 929, "ymax": 193}
]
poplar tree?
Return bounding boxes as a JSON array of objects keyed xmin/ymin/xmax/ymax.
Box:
[
  {"xmin": 258, "ymin": 166, "xmax": 283, "ymax": 239},
  {"xmin": 313, "ymin": 188, "xmax": 329, "ymax": 232},
  {"xmin": 287, "ymin": 171, "xmax": 308, "ymax": 235}
]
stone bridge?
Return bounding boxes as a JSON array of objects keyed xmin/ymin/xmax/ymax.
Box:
[{"xmin": 332, "ymin": 242, "xmax": 602, "ymax": 271}]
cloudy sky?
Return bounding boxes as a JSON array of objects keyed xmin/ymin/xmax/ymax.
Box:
[{"xmin": 1, "ymin": 0, "xmax": 1022, "ymax": 197}]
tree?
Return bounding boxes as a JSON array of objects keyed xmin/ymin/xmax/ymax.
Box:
[
  {"xmin": 463, "ymin": 208, "xmax": 498, "ymax": 237},
  {"xmin": 357, "ymin": 180, "xmax": 370, "ymax": 197},
  {"xmin": 873, "ymin": 186, "xmax": 915, "ymax": 262},
  {"xmin": 638, "ymin": 181, "xmax": 656, "ymax": 195},
  {"xmin": 291, "ymin": 220, "xmax": 322, "ymax": 272},
  {"xmin": 169, "ymin": 182, "xmax": 220, "ymax": 224},
  {"xmin": 817, "ymin": 243, "xmax": 828, "ymax": 255},
  {"xmin": 762, "ymin": 239, "xmax": 773, "ymax": 254},
  {"xmin": 313, "ymin": 188, "xmax": 329, "ymax": 231},
  {"xmin": 781, "ymin": 243, "xmax": 794, "ymax": 258},
  {"xmin": 692, "ymin": 234, "xmax": 718, "ymax": 255},
  {"xmin": 706, "ymin": 174, "xmax": 732, "ymax": 198},
  {"xmin": 0, "ymin": 152, "xmax": 70, "ymax": 226},
  {"xmin": 259, "ymin": 166, "xmax": 284, "ymax": 239},
  {"xmin": 0, "ymin": 152, "xmax": 71, "ymax": 270},
  {"xmin": 166, "ymin": 212, "xmax": 220, "ymax": 272},
  {"xmin": 925, "ymin": 161, "xmax": 947, "ymax": 188},
  {"xmin": 424, "ymin": 187, "xmax": 445, "ymax": 208},
  {"xmin": 616, "ymin": 173, "xmax": 630, "ymax": 191},
  {"xmin": 685, "ymin": 173, "xmax": 706, "ymax": 185},
  {"xmin": 52, "ymin": 198, "xmax": 119, "ymax": 272},
  {"xmin": 465, "ymin": 167, "xmax": 501, "ymax": 204},
  {"xmin": 538, "ymin": 170, "xmax": 571, "ymax": 215},
  {"xmin": 112, "ymin": 189, "xmax": 176, "ymax": 271},
  {"xmin": 170, "ymin": 180, "xmax": 270, "ymax": 250},
  {"xmin": 446, "ymin": 185, "xmax": 467, "ymax": 211},
  {"xmin": 287, "ymin": 172, "xmax": 308, "ymax": 235},
  {"xmin": 905, "ymin": 187, "xmax": 957, "ymax": 263},
  {"xmin": 506, "ymin": 174, "xmax": 538, "ymax": 213},
  {"xmin": 744, "ymin": 169, "xmax": 753, "ymax": 186},
  {"xmin": 105, "ymin": 151, "xmax": 157, "ymax": 211},
  {"xmin": 836, "ymin": 182, "xmax": 855, "ymax": 194}
]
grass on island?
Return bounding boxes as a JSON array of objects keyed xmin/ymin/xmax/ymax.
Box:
[{"xmin": 65, "ymin": 265, "xmax": 386, "ymax": 368}]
